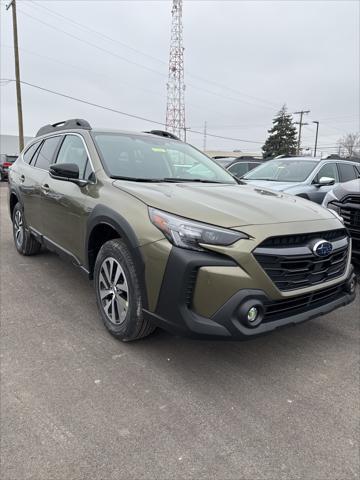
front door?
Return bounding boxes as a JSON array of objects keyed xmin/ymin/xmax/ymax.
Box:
[{"xmin": 308, "ymin": 163, "xmax": 340, "ymax": 204}]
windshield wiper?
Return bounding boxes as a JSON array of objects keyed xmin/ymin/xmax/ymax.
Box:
[
  {"xmin": 244, "ymin": 178, "xmax": 275, "ymax": 181},
  {"xmin": 162, "ymin": 178, "xmax": 227, "ymax": 183},
  {"xmin": 111, "ymin": 176, "xmax": 234, "ymax": 184},
  {"xmin": 111, "ymin": 176, "xmax": 164, "ymax": 182}
]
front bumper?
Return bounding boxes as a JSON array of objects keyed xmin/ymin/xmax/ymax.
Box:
[{"xmin": 143, "ymin": 246, "xmax": 356, "ymax": 339}]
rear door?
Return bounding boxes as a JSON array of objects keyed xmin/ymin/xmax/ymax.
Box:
[
  {"xmin": 17, "ymin": 139, "xmax": 52, "ymax": 232},
  {"xmin": 39, "ymin": 134, "xmax": 95, "ymax": 263},
  {"xmin": 337, "ymin": 162, "xmax": 360, "ymax": 183}
]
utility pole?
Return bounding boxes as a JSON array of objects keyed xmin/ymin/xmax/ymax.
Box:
[
  {"xmin": 6, "ymin": 0, "xmax": 24, "ymax": 151},
  {"xmin": 312, "ymin": 121, "xmax": 319, "ymax": 157},
  {"xmin": 294, "ymin": 110, "xmax": 310, "ymax": 155},
  {"xmin": 203, "ymin": 121, "xmax": 207, "ymax": 151}
]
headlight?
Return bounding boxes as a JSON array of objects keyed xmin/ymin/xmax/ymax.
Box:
[{"xmin": 149, "ymin": 207, "xmax": 248, "ymax": 251}]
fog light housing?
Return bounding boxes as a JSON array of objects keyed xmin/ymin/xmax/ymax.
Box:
[
  {"xmin": 239, "ymin": 300, "xmax": 264, "ymax": 328},
  {"xmin": 247, "ymin": 306, "xmax": 259, "ymax": 323}
]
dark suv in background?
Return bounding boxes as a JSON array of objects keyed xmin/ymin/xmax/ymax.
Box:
[{"xmin": 0, "ymin": 154, "xmax": 17, "ymax": 181}]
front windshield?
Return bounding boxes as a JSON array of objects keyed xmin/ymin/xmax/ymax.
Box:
[
  {"xmin": 93, "ymin": 132, "xmax": 237, "ymax": 184},
  {"xmin": 243, "ymin": 159, "xmax": 318, "ymax": 182}
]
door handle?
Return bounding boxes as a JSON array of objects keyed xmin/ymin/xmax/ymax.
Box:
[
  {"xmin": 41, "ymin": 183, "xmax": 50, "ymax": 194},
  {"xmin": 20, "ymin": 174, "xmax": 25, "ymax": 183}
]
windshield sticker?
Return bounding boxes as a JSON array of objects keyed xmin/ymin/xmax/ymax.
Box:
[{"xmin": 152, "ymin": 147, "xmax": 167, "ymax": 153}]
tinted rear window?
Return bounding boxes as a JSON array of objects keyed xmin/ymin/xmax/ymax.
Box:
[
  {"xmin": 34, "ymin": 137, "xmax": 61, "ymax": 170},
  {"xmin": 23, "ymin": 142, "xmax": 41, "ymax": 164},
  {"xmin": 338, "ymin": 163, "xmax": 358, "ymax": 182}
]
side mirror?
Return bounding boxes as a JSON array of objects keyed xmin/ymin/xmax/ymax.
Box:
[
  {"xmin": 316, "ymin": 176, "xmax": 335, "ymax": 187},
  {"xmin": 49, "ymin": 163, "xmax": 87, "ymax": 186}
]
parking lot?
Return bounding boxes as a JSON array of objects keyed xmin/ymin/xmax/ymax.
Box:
[{"xmin": 0, "ymin": 181, "xmax": 359, "ymax": 479}]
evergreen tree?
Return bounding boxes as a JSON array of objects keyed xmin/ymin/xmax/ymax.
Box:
[{"xmin": 262, "ymin": 105, "xmax": 298, "ymax": 159}]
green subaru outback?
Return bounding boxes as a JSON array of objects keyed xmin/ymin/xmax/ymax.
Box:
[{"xmin": 8, "ymin": 119, "xmax": 356, "ymax": 341}]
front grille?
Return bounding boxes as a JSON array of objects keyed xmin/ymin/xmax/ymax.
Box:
[
  {"xmin": 259, "ymin": 229, "xmax": 347, "ymax": 248},
  {"xmin": 254, "ymin": 230, "xmax": 349, "ymax": 291},
  {"xmin": 263, "ymin": 283, "xmax": 345, "ymax": 322},
  {"xmin": 338, "ymin": 195, "xmax": 360, "ymax": 255}
]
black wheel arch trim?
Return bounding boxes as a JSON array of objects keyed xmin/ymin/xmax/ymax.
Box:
[
  {"xmin": 8, "ymin": 185, "xmax": 23, "ymax": 219},
  {"xmin": 85, "ymin": 204, "xmax": 149, "ymax": 308}
]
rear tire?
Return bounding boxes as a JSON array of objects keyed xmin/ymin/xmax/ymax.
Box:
[
  {"xmin": 94, "ymin": 239, "xmax": 155, "ymax": 341},
  {"xmin": 12, "ymin": 203, "xmax": 41, "ymax": 256}
]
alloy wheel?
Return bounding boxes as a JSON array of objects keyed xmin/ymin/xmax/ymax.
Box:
[
  {"xmin": 98, "ymin": 257, "xmax": 129, "ymax": 325},
  {"xmin": 14, "ymin": 210, "xmax": 24, "ymax": 248}
]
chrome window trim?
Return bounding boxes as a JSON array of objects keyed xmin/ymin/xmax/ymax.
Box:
[{"xmin": 21, "ymin": 132, "xmax": 97, "ymax": 183}]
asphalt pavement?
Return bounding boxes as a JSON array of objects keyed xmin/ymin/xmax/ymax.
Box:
[{"xmin": 0, "ymin": 183, "xmax": 359, "ymax": 480}]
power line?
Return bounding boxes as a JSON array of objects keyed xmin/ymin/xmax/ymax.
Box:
[
  {"xmin": 1, "ymin": 79, "xmax": 264, "ymax": 144},
  {"xmin": 18, "ymin": 2, "xmax": 279, "ymax": 111},
  {"xmin": 27, "ymin": 0, "xmax": 280, "ymax": 109},
  {"xmin": 16, "ymin": 8, "xmax": 168, "ymax": 79},
  {"xmin": 16, "ymin": 7, "xmax": 275, "ymax": 110}
]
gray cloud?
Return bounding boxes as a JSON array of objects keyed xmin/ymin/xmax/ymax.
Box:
[{"xmin": 1, "ymin": 0, "xmax": 359, "ymax": 154}]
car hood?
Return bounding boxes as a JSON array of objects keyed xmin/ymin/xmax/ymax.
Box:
[
  {"xmin": 113, "ymin": 181, "xmax": 335, "ymax": 227},
  {"xmin": 333, "ymin": 178, "xmax": 360, "ymax": 198},
  {"xmin": 242, "ymin": 179, "xmax": 301, "ymax": 191}
]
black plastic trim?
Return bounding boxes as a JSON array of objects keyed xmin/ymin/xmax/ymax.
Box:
[
  {"xmin": 154, "ymin": 246, "xmax": 238, "ymax": 336},
  {"xmin": 144, "ymin": 252, "xmax": 356, "ymax": 339},
  {"xmin": 36, "ymin": 119, "xmax": 91, "ymax": 137},
  {"xmin": 85, "ymin": 204, "xmax": 148, "ymax": 308}
]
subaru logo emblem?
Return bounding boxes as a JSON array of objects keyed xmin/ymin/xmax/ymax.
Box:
[{"xmin": 312, "ymin": 240, "xmax": 333, "ymax": 257}]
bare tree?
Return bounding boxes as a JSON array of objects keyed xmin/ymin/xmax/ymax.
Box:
[{"xmin": 337, "ymin": 132, "xmax": 360, "ymax": 158}]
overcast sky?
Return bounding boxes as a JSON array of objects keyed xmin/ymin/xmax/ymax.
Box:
[{"xmin": 1, "ymin": 0, "xmax": 359, "ymax": 154}]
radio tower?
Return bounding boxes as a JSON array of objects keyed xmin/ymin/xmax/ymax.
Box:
[{"xmin": 165, "ymin": 0, "xmax": 186, "ymax": 140}]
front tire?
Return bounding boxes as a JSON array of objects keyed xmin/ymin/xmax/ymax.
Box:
[
  {"xmin": 94, "ymin": 239, "xmax": 155, "ymax": 341},
  {"xmin": 12, "ymin": 203, "xmax": 41, "ymax": 255}
]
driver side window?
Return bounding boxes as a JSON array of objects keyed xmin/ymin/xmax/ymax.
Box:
[
  {"xmin": 56, "ymin": 135, "xmax": 90, "ymax": 179},
  {"xmin": 313, "ymin": 163, "xmax": 339, "ymax": 184}
]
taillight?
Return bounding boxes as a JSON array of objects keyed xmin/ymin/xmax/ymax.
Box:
[{"xmin": 3, "ymin": 162, "xmax": 12, "ymax": 167}]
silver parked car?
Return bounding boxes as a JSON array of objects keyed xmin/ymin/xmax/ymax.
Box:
[{"xmin": 242, "ymin": 157, "xmax": 360, "ymax": 204}]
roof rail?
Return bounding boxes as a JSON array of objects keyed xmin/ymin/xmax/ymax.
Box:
[
  {"xmin": 36, "ymin": 119, "xmax": 92, "ymax": 137},
  {"xmin": 144, "ymin": 130, "xmax": 181, "ymax": 141}
]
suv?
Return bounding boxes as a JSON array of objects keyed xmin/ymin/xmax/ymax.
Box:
[
  {"xmin": 0, "ymin": 154, "xmax": 17, "ymax": 181},
  {"xmin": 8, "ymin": 119, "xmax": 357, "ymax": 341},
  {"xmin": 242, "ymin": 157, "xmax": 360, "ymax": 204},
  {"xmin": 323, "ymin": 179, "xmax": 360, "ymax": 264}
]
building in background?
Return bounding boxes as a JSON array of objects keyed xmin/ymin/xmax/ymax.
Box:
[{"xmin": 0, "ymin": 134, "xmax": 33, "ymax": 157}]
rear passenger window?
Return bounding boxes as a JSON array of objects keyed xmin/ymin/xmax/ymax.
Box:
[
  {"xmin": 34, "ymin": 137, "xmax": 61, "ymax": 170},
  {"xmin": 338, "ymin": 163, "xmax": 358, "ymax": 182},
  {"xmin": 23, "ymin": 142, "xmax": 41, "ymax": 164},
  {"xmin": 56, "ymin": 135, "xmax": 89, "ymax": 179}
]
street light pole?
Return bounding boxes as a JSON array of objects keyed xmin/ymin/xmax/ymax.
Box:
[
  {"xmin": 312, "ymin": 121, "xmax": 319, "ymax": 157},
  {"xmin": 6, "ymin": 0, "xmax": 24, "ymax": 151}
]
